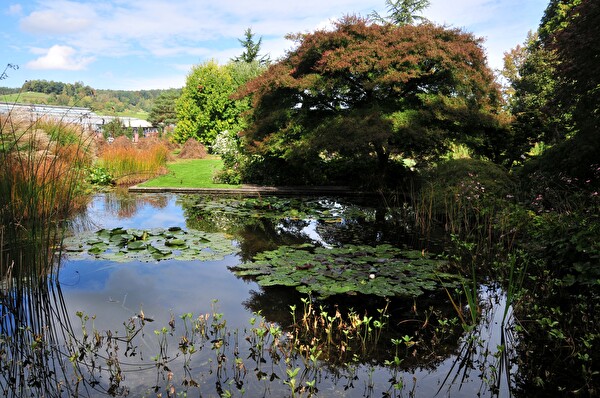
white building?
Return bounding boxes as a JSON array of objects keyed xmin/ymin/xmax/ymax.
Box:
[{"xmin": 0, "ymin": 102, "xmax": 155, "ymax": 135}]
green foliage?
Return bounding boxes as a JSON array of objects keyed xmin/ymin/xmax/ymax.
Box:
[
  {"xmin": 369, "ymin": 0, "xmax": 430, "ymax": 26},
  {"xmin": 538, "ymin": 0, "xmax": 583, "ymax": 42},
  {"xmin": 101, "ymin": 117, "xmax": 127, "ymax": 138},
  {"xmin": 502, "ymin": 35, "xmax": 570, "ymax": 165},
  {"xmin": 6, "ymin": 78, "xmax": 179, "ymax": 117},
  {"xmin": 174, "ymin": 60, "xmax": 263, "ymax": 145},
  {"xmin": 551, "ymin": 0, "xmax": 600, "ymax": 138},
  {"xmin": 147, "ymin": 90, "xmax": 179, "ymax": 128},
  {"xmin": 231, "ymin": 28, "xmax": 270, "ymax": 65},
  {"xmin": 419, "ymin": 159, "xmax": 515, "ymax": 219},
  {"xmin": 231, "ymin": 244, "xmax": 461, "ymax": 298},
  {"xmin": 235, "ymin": 17, "xmax": 505, "ymax": 186},
  {"xmin": 87, "ymin": 166, "xmax": 115, "ymax": 186},
  {"xmin": 63, "ymin": 226, "xmax": 237, "ymax": 262}
]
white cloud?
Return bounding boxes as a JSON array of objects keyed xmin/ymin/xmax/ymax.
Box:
[
  {"xmin": 19, "ymin": 1, "xmax": 95, "ymax": 34},
  {"xmin": 7, "ymin": 4, "xmax": 22, "ymax": 15},
  {"xmin": 10, "ymin": 0, "xmax": 548, "ymax": 89},
  {"xmin": 26, "ymin": 45, "xmax": 95, "ymax": 70}
]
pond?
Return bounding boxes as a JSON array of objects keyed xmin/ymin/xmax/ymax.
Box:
[{"xmin": 1, "ymin": 192, "xmax": 517, "ymax": 397}]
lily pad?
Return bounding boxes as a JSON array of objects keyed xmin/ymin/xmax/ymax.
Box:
[
  {"xmin": 63, "ymin": 226, "xmax": 237, "ymax": 263},
  {"xmin": 230, "ymin": 244, "xmax": 462, "ymax": 298}
]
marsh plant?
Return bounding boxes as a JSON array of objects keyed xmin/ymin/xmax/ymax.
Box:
[
  {"xmin": 0, "ymin": 111, "xmax": 94, "ymax": 281},
  {"xmin": 0, "ymin": 106, "xmax": 96, "ymax": 396}
]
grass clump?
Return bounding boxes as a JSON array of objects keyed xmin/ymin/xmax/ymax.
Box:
[
  {"xmin": 97, "ymin": 137, "xmax": 169, "ymax": 186},
  {"xmin": 0, "ymin": 114, "xmax": 94, "ymax": 223},
  {"xmin": 1, "ymin": 113, "xmax": 95, "ymax": 283}
]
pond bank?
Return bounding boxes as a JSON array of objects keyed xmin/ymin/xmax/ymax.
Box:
[{"xmin": 128, "ymin": 184, "xmax": 379, "ymax": 197}]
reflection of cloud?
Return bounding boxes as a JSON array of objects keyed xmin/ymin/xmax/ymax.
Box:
[{"xmin": 62, "ymin": 257, "xmax": 253, "ymax": 332}]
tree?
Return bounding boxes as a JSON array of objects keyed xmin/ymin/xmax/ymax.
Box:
[
  {"xmin": 174, "ymin": 60, "xmax": 264, "ymax": 145},
  {"xmin": 369, "ymin": 0, "xmax": 430, "ymax": 26},
  {"xmin": 232, "ymin": 28, "xmax": 270, "ymax": 65},
  {"xmin": 235, "ymin": 17, "xmax": 504, "ymax": 185},
  {"xmin": 501, "ymin": 33, "xmax": 569, "ymax": 164},
  {"xmin": 551, "ymin": 0, "xmax": 599, "ymax": 134},
  {"xmin": 538, "ymin": 0, "xmax": 582, "ymax": 43},
  {"xmin": 148, "ymin": 90, "xmax": 179, "ymax": 128}
]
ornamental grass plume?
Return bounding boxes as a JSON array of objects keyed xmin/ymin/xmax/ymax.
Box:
[{"xmin": 97, "ymin": 137, "xmax": 169, "ymax": 185}]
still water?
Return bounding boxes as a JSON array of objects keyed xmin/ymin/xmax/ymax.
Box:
[{"xmin": 3, "ymin": 192, "xmax": 516, "ymax": 397}]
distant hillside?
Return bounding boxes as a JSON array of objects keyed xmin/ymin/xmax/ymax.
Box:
[{"xmin": 0, "ymin": 80, "xmax": 180, "ymax": 121}]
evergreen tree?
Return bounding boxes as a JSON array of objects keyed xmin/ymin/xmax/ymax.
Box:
[
  {"xmin": 232, "ymin": 28, "xmax": 270, "ymax": 65},
  {"xmin": 369, "ymin": 0, "xmax": 430, "ymax": 26}
]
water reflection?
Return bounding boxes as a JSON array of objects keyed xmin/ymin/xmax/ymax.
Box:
[{"xmin": 1, "ymin": 191, "xmax": 518, "ymax": 397}]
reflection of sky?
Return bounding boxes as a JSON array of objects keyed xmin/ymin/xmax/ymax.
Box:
[
  {"xmin": 59, "ymin": 255, "xmax": 255, "ymax": 331},
  {"xmin": 84, "ymin": 193, "xmax": 187, "ymax": 230},
  {"xmin": 60, "ymin": 193, "xmax": 258, "ymax": 332}
]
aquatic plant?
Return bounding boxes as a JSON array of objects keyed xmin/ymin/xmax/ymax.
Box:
[
  {"xmin": 231, "ymin": 244, "xmax": 462, "ymax": 298},
  {"xmin": 62, "ymin": 226, "xmax": 238, "ymax": 262}
]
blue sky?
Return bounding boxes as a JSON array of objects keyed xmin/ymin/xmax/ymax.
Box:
[{"xmin": 1, "ymin": 0, "xmax": 549, "ymax": 90}]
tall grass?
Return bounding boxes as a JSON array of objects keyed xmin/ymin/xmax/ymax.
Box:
[
  {"xmin": 0, "ymin": 109, "xmax": 95, "ymax": 395},
  {"xmin": 0, "ymin": 111, "xmax": 94, "ymax": 283},
  {"xmin": 97, "ymin": 138, "xmax": 169, "ymax": 185}
]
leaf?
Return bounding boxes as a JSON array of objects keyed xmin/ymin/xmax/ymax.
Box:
[
  {"xmin": 127, "ymin": 240, "xmax": 147, "ymax": 250},
  {"xmin": 231, "ymin": 244, "xmax": 462, "ymax": 298}
]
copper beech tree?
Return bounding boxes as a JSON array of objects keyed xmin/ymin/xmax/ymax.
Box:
[{"xmin": 235, "ymin": 17, "xmax": 506, "ymax": 185}]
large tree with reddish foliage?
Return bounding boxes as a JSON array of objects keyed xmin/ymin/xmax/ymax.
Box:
[{"xmin": 235, "ymin": 17, "xmax": 505, "ymax": 186}]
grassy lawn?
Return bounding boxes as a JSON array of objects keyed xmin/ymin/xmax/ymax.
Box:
[
  {"xmin": 1, "ymin": 91, "xmax": 50, "ymax": 103},
  {"xmin": 137, "ymin": 158, "xmax": 241, "ymax": 188}
]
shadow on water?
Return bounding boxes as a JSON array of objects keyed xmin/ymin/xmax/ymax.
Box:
[{"xmin": 1, "ymin": 191, "xmax": 521, "ymax": 397}]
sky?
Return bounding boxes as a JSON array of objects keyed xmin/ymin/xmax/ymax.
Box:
[{"xmin": 0, "ymin": 0, "xmax": 549, "ymax": 91}]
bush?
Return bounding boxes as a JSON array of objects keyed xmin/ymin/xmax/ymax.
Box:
[{"xmin": 419, "ymin": 158, "xmax": 516, "ymax": 211}]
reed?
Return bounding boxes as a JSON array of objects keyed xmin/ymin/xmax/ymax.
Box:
[
  {"xmin": 0, "ymin": 108, "xmax": 96, "ymax": 396},
  {"xmin": 1, "ymin": 112, "xmax": 94, "ymax": 281},
  {"xmin": 97, "ymin": 138, "xmax": 169, "ymax": 185}
]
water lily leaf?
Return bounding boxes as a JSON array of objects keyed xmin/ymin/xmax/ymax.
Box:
[
  {"xmin": 109, "ymin": 227, "xmax": 127, "ymax": 236},
  {"xmin": 127, "ymin": 240, "xmax": 147, "ymax": 250},
  {"xmin": 63, "ymin": 227, "xmax": 237, "ymax": 262},
  {"xmin": 230, "ymin": 244, "xmax": 462, "ymax": 299},
  {"xmin": 165, "ymin": 238, "xmax": 186, "ymax": 247}
]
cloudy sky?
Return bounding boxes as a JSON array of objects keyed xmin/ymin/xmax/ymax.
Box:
[{"xmin": 1, "ymin": 0, "xmax": 549, "ymax": 90}]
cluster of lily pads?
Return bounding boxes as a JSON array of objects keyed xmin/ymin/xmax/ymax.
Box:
[
  {"xmin": 62, "ymin": 226, "xmax": 237, "ymax": 262},
  {"xmin": 231, "ymin": 243, "xmax": 462, "ymax": 298}
]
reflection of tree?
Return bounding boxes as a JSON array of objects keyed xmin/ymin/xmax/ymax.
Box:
[
  {"xmin": 180, "ymin": 195, "xmax": 439, "ymax": 258},
  {"xmin": 236, "ymin": 218, "xmax": 313, "ymax": 261},
  {"xmin": 181, "ymin": 196, "xmax": 319, "ymax": 261},
  {"xmin": 102, "ymin": 190, "xmax": 169, "ymax": 219},
  {"xmin": 242, "ymin": 286, "xmax": 463, "ymax": 370}
]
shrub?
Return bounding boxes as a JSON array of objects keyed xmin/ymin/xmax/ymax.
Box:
[{"xmin": 413, "ymin": 159, "xmax": 518, "ymax": 256}]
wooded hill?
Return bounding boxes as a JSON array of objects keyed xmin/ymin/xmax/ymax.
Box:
[{"xmin": 0, "ymin": 80, "xmax": 180, "ymax": 120}]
